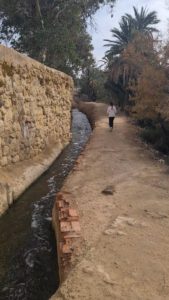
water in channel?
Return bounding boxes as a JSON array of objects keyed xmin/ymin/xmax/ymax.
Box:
[{"xmin": 0, "ymin": 109, "xmax": 91, "ymax": 300}]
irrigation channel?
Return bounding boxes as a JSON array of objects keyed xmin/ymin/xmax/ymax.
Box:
[{"xmin": 0, "ymin": 109, "xmax": 91, "ymax": 300}]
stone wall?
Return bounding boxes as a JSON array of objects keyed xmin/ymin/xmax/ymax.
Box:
[
  {"xmin": 0, "ymin": 45, "xmax": 73, "ymax": 167},
  {"xmin": 0, "ymin": 45, "xmax": 73, "ymax": 215}
]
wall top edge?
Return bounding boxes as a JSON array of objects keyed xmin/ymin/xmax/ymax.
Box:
[{"xmin": 0, "ymin": 45, "xmax": 73, "ymax": 81}]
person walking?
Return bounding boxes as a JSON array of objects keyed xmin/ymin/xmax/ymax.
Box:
[{"xmin": 107, "ymin": 102, "xmax": 117, "ymax": 131}]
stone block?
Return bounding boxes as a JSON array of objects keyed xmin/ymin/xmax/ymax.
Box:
[
  {"xmin": 12, "ymin": 155, "xmax": 20, "ymax": 163},
  {"xmin": 2, "ymin": 145, "xmax": 9, "ymax": 155},
  {"xmin": 4, "ymin": 99, "xmax": 11, "ymax": 109},
  {"xmin": 0, "ymin": 156, "xmax": 8, "ymax": 166}
]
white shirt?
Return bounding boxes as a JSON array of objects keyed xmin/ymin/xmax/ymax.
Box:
[{"xmin": 107, "ymin": 105, "xmax": 117, "ymax": 117}]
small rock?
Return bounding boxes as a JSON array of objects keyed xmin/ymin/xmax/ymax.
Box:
[
  {"xmin": 127, "ymin": 219, "xmax": 137, "ymax": 226},
  {"xmin": 102, "ymin": 185, "xmax": 115, "ymax": 195},
  {"xmin": 103, "ymin": 278, "xmax": 116, "ymax": 285},
  {"xmin": 82, "ymin": 266, "xmax": 94, "ymax": 274},
  {"xmin": 104, "ymin": 229, "xmax": 116, "ymax": 235},
  {"xmin": 82, "ymin": 260, "xmax": 94, "ymax": 274},
  {"xmin": 104, "ymin": 229, "xmax": 127, "ymax": 236},
  {"xmin": 112, "ymin": 216, "xmax": 136, "ymax": 228},
  {"xmin": 97, "ymin": 265, "xmax": 114, "ymax": 284},
  {"xmin": 116, "ymin": 231, "xmax": 127, "ymax": 236},
  {"xmin": 140, "ymin": 222, "xmax": 148, "ymax": 227}
]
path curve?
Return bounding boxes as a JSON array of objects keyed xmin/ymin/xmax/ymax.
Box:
[{"xmin": 51, "ymin": 103, "xmax": 169, "ymax": 300}]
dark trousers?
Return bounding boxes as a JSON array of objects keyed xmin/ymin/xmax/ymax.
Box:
[{"xmin": 109, "ymin": 117, "xmax": 115, "ymax": 128}]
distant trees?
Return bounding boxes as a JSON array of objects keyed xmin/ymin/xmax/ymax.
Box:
[
  {"xmin": 124, "ymin": 35, "xmax": 168, "ymax": 119},
  {"xmin": 79, "ymin": 66, "xmax": 111, "ymax": 101},
  {"xmin": 103, "ymin": 6, "xmax": 161, "ymax": 111},
  {"xmin": 0, "ymin": 0, "xmax": 116, "ymax": 76}
]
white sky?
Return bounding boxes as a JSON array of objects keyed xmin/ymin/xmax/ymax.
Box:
[{"xmin": 88, "ymin": 0, "xmax": 169, "ymax": 63}]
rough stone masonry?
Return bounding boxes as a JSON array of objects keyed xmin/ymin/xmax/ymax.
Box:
[{"xmin": 0, "ymin": 45, "xmax": 73, "ymax": 215}]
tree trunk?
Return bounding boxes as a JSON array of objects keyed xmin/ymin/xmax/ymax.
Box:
[
  {"xmin": 35, "ymin": 0, "xmax": 44, "ymax": 30},
  {"xmin": 35, "ymin": 0, "xmax": 47, "ymax": 63}
]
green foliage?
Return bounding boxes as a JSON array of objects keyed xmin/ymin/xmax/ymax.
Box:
[
  {"xmin": 0, "ymin": 0, "xmax": 116, "ymax": 76},
  {"xmin": 130, "ymin": 7, "xmax": 159, "ymax": 32},
  {"xmin": 140, "ymin": 126, "xmax": 169, "ymax": 155},
  {"xmin": 79, "ymin": 66, "xmax": 112, "ymax": 101},
  {"xmin": 140, "ymin": 127, "xmax": 162, "ymax": 144},
  {"xmin": 104, "ymin": 6, "xmax": 159, "ymax": 56}
]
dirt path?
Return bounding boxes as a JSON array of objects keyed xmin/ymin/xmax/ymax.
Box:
[{"xmin": 51, "ymin": 103, "xmax": 169, "ymax": 300}]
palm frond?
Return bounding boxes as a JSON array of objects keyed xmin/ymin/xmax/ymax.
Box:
[{"xmin": 104, "ymin": 6, "xmax": 160, "ymax": 57}]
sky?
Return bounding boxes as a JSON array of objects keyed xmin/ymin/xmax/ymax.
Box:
[{"xmin": 88, "ymin": 0, "xmax": 169, "ymax": 64}]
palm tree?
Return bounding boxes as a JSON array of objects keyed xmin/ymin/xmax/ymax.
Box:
[
  {"xmin": 104, "ymin": 15, "xmax": 133, "ymax": 56},
  {"xmin": 128, "ymin": 7, "xmax": 159, "ymax": 34},
  {"xmin": 104, "ymin": 6, "xmax": 160, "ymax": 57}
]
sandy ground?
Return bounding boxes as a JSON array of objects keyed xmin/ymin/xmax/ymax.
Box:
[{"xmin": 51, "ymin": 103, "xmax": 169, "ymax": 300}]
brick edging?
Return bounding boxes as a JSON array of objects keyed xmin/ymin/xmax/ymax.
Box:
[
  {"xmin": 52, "ymin": 102, "xmax": 97, "ymax": 283},
  {"xmin": 52, "ymin": 192, "xmax": 81, "ymax": 282}
]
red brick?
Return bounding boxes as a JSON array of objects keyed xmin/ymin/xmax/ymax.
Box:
[
  {"xmin": 57, "ymin": 192, "xmax": 64, "ymax": 200},
  {"xmin": 60, "ymin": 221, "xmax": 72, "ymax": 232},
  {"xmin": 68, "ymin": 208, "xmax": 78, "ymax": 217},
  {"xmin": 62, "ymin": 244, "xmax": 72, "ymax": 254},
  {"xmin": 57, "ymin": 200, "xmax": 64, "ymax": 208}
]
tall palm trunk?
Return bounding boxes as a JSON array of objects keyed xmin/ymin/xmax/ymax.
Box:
[
  {"xmin": 35, "ymin": 0, "xmax": 44, "ymax": 30},
  {"xmin": 35, "ymin": 0, "xmax": 47, "ymax": 63}
]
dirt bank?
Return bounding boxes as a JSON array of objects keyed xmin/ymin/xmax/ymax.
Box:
[{"xmin": 51, "ymin": 102, "xmax": 169, "ymax": 300}]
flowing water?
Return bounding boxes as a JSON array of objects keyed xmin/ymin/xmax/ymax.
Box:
[{"xmin": 0, "ymin": 109, "xmax": 91, "ymax": 300}]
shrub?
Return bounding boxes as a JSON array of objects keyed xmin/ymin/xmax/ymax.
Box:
[{"xmin": 140, "ymin": 126, "xmax": 169, "ymax": 155}]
